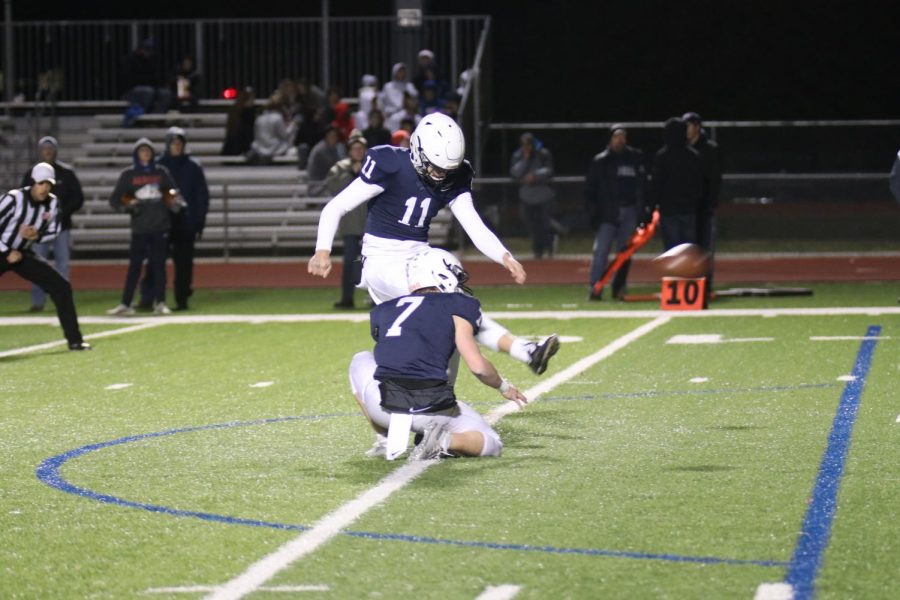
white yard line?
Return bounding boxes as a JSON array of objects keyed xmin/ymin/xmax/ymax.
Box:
[
  {"xmin": 475, "ymin": 584, "xmax": 523, "ymax": 600},
  {"xmin": 204, "ymin": 316, "xmax": 671, "ymax": 600},
  {"xmin": 145, "ymin": 584, "xmax": 329, "ymax": 594},
  {"xmin": 0, "ymin": 321, "xmax": 164, "ymax": 359}
]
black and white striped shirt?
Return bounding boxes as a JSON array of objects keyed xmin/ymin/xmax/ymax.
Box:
[{"xmin": 0, "ymin": 188, "xmax": 60, "ymax": 254}]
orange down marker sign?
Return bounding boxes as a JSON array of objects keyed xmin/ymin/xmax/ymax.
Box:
[{"xmin": 661, "ymin": 277, "xmax": 707, "ymax": 310}]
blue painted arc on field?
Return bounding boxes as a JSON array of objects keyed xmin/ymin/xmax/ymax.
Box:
[
  {"xmin": 784, "ymin": 325, "xmax": 881, "ymax": 600},
  {"xmin": 36, "ymin": 410, "xmax": 789, "ymax": 569}
]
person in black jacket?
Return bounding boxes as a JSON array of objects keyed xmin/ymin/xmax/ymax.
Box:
[
  {"xmin": 20, "ymin": 136, "xmax": 84, "ymax": 312},
  {"xmin": 584, "ymin": 125, "xmax": 646, "ymax": 300},
  {"xmin": 651, "ymin": 117, "xmax": 704, "ymax": 250},
  {"xmin": 107, "ymin": 138, "xmax": 182, "ymax": 316},
  {"xmin": 140, "ymin": 127, "xmax": 209, "ymax": 311},
  {"xmin": 683, "ymin": 112, "xmax": 722, "ymax": 292}
]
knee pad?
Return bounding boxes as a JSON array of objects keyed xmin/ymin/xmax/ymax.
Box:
[{"xmin": 348, "ymin": 351, "xmax": 376, "ymax": 396}]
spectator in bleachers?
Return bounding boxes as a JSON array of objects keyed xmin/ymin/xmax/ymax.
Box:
[
  {"xmin": 107, "ymin": 138, "xmax": 182, "ymax": 316},
  {"xmin": 651, "ymin": 117, "xmax": 705, "ymax": 250},
  {"xmin": 119, "ymin": 38, "xmax": 171, "ymax": 125},
  {"xmin": 140, "ymin": 127, "xmax": 209, "ymax": 311},
  {"xmin": 325, "ymin": 132, "xmax": 368, "ymax": 309},
  {"xmin": 386, "ymin": 92, "xmax": 421, "ymax": 132},
  {"xmin": 306, "ymin": 126, "xmax": 346, "ymax": 197},
  {"xmin": 170, "ymin": 55, "xmax": 202, "ymax": 112},
  {"xmin": 246, "ymin": 93, "xmax": 297, "ymax": 165},
  {"xmin": 362, "ymin": 109, "xmax": 391, "ymax": 147},
  {"xmin": 397, "ymin": 115, "xmax": 417, "ymax": 136},
  {"xmin": 442, "ymin": 91, "xmax": 462, "ymax": 121},
  {"xmin": 683, "ymin": 111, "xmax": 722, "ymax": 296},
  {"xmin": 510, "ymin": 133, "xmax": 557, "ymax": 260},
  {"xmin": 296, "ymin": 78, "xmax": 326, "ymax": 114},
  {"xmin": 221, "ymin": 86, "xmax": 258, "ymax": 156},
  {"xmin": 354, "ymin": 74, "xmax": 379, "ymax": 131},
  {"xmin": 412, "ymin": 49, "xmax": 445, "ymax": 96},
  {"xmin": 19, "ymin": 136, "xmax": 84, "ymax": 313},
  {"xmin": 278, "ymin": 78, "xmax": 301, "ymax": 120},
  {"xmin": 391, "ymin": 129, "xmax": 410, "ymax": 149},
  {"xmin": 584, "ymin": 125, "xmax": 647, "ymax": 300},
  {"xmin": 418, "ymin": 80, "xmax": 445, "ymax": 115},
  {"xmin": 323, "ymin": 87, "xmax": 355, "ymax": 143},
  {"xmin": 379, "ymin": 63, "xmax": 418, "ymax": 117}
]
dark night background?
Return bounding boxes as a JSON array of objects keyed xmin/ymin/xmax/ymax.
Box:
[{"xmin": 14, "ymin": 0, "xmax": 899, "ymax": 121}]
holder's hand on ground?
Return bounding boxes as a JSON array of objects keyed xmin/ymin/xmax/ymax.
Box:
[
  {"xmin": 503, "ymin": 253, "xmax": 526, "ymax": 284},
  {"xmin": 500, "ymin": 379, "xmax": 528, "ymax": 406},
  {"xmin": 308, "ymin": 250, "xmax": 333, "ymax": 278}
]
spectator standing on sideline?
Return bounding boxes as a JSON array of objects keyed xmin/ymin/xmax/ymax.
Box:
[
  {"xmin": 221, "ymin": 86, "xmax": 258, "ymax": 156},
  {"xmin": 107, "ymin": 138, "xmax": 181, "ymax": 316},
  {"xmin": 140, "ymin": 127, "xmax": 209, "ymax": 311},
  {"xmin": 890, "ymin": 148, "xmax": 900, "ymax": 203},
  {"xmin": 379, "ymin": 63, "xmax": 418, "ymax": 117},
  {"xmin": 0, "ymin": 163, "xmax": 90, "ymax": 350},
  {"xmin": 246, "ymin": 93, "xmax": 296, "ymax": 165},
  {"xmin": 683, "ymin": 112, "xmax": 722, "ymax": 294},
  {"xmin": 20, "ymin": 136, "xmax": 84, "ymax": 312},
  {"xmin": 584, "ymin": 125, "xmax": 646, "ymax": 300},
  {"xmin": 363, "ymin": 109, "xmax": 392, "ymax": 147},
  {"xmin": 510, "ymin": 133, "xmax": 557, "ymax": 259},
  {"xmin": 324, "ymin": 133, "xmax": 368, "ymax": 309},
  {"xmin": 306, "ymin": 126, "xmax": 346, "ymax": 197},
  {"xmin": 118, "ymin": 38, "xmax": 171, "ymax": 125},
  {"xmin": 650, "ymin": 117, "xmax": 704, "ymax": 250}
]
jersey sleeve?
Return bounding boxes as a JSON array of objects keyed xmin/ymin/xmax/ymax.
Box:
[
  {"xmin": 359, "ymin": 146, "xmax": 404, "ymax": 187},
  {"xmin": 451, "ymin": 294, "xmax": 482, "ymax": 334}
]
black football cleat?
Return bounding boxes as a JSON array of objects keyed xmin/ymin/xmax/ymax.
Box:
[
  {"xmin": 528, "ymin": 334, "xmax": 560, "ymax": 375},
  {"xmin": 68, "ymin": 341, "xmax": 92, "ymax": 351}
]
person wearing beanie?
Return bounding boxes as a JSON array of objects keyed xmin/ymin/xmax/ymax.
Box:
[
  {"xmin": 324, "ymin": 132, "xmax": 369, "ymax": 308},
  {"xmin": 139, "ymin": 126, "xmax": 209, "ymax": 311},
  {"xmin": 1, "ymin": 162, "xmax": 90, "ymax": 350},
  {"xmin": 107, "ymin": 138, "xmax": 181, "ymax": 316},
  {"xmin": 390, "ymin": 129, "xmax": 410, "ymax": 149},
  {"xmin": 584, "ymin": 125, "xmax": 647, "ymax": 300},
  {"xmin": 20, "ymin": 136, "xmax": 84, "ymax": 312},
  {"xmin": 650, "ymin": 117, "xmax": 705, "ymax": 250},
  {"xmin": 682, "ymin": 111, "xmax": 722, "ymax": 296}
]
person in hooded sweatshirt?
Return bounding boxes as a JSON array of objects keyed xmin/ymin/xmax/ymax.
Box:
[
  {"xmin": 106, "ymin": 138, "xmax": 181, "ymax": 316},
  {"xmin": 139, "ymin": 127, "xmax": 209, "ymax": 311},
  {"xmin": 378, "ymin": 62, "xmax": 418, "ymax": 117},
  {"xmin": 650, "ymin": 117, "xmax": 705, "ymax": 250},
  {"xmin": 20, "ymin": 136, "xmax": 84, "ymax": 312}
]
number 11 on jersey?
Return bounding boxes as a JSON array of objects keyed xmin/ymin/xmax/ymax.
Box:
[{"xmin": 398, "ymin": 196, "xmax": 432, "ymax": 227}]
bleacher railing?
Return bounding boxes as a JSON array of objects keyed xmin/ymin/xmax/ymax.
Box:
[{"xmin": 0, "ymin": 16, "xmax": 488, "ymax": 104}]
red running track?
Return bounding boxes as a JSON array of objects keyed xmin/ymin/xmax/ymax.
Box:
[{"xmin": 1, "ymin": 255, "xmax": 898, "ymax": 291}]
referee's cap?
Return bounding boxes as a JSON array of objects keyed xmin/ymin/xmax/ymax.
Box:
[{"xmin": 31, "ymin": 162, "xmax": 56, "ymax": 185}]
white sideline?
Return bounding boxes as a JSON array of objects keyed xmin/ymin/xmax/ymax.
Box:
[
  {"xmin": 0, "ymin": 321, "xmax": 164, "ymax": 359},
  {"xmin": 204, "ymin": 316, "xmax": 671, "ymax": 600}
]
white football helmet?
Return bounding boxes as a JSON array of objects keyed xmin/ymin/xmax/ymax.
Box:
[
  {"xmin": 406, "ymin": 248, "xmax": 469, "ymax": 293},
  {"xmin": 409, "ymin": 113, "xmax": 465, "ymax": 186}
]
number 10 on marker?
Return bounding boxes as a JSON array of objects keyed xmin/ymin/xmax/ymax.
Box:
[{"xmin": 661, "ymin": 277, "xmax": 707, "ymax": 311}]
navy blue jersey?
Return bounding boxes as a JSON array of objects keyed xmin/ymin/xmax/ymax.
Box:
[
  {"xmin": 371, "ymin": 292, "xmax": 482, "ymax": 381},
  {"xmin": 359, "ymin": 145, "xmax": 473, "ymax": 242}
]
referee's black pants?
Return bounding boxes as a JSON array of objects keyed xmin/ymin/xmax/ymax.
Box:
[{"xmin": 0, "ymin": 252, "xmax": 84, "ymax": 345}]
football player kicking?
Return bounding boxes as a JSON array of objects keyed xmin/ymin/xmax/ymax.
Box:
[
  {"xmin": 349, "ymin": 248, "xmax": 528, "ymax": 460},
  {"xmin": 309, "ymin": 112, "xmax": 559, "ymax": 376}
]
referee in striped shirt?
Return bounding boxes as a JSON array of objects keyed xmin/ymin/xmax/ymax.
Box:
[{"xmin": 0, "ymin": 162, "xmax": 90, "ymax": 350}]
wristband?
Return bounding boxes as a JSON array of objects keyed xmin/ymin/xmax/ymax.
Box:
[{"xmin": 499, "ymin": 378, "xmax": 512, "ymax": 395}]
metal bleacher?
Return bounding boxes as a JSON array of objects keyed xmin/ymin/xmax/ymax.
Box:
[{"xmin": 71, "ymin": 109, "xmax": 453, "ymax": 257}]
